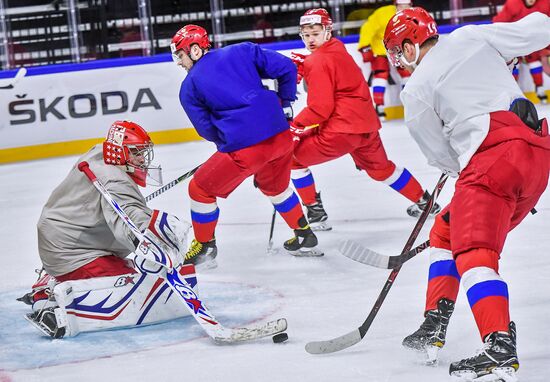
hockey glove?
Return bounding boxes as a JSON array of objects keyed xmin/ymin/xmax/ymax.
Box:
[
  {"xmin": 290, "ymin": 52, "xmax": 307, "ymax": 84},
  {"xmin": 283, "ymin": 105, "xmax": 294, "ymax": 121},
  {"xmin": 289, "ymin": 121, "xmax": 318, "ymax": 137},
  {"xmin": 359, "ymin": 46, "xmax": 374, "ymax": 63}
]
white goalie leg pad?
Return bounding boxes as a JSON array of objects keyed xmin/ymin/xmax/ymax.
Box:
[{"xmin": 51, "ymin": 264, "xmax": 198, "ymax": 337}]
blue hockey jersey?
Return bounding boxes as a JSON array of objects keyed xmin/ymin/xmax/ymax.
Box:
[{"xmin": 179, "ymin": 42, "xmax": 297, "ymax": 153}]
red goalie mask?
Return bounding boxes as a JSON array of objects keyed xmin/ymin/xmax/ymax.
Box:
[{"xmin": 103, "ymin": 120, "xmax": 161, "ymax": 187}]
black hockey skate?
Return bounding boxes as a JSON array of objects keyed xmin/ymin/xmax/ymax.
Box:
[
  {"xmin": 536, "ymin": 86, "xmax": 548, "ymax": 104},
  {"xmin": 305, "ymin": 192, "xmax": 332, "ymax": 231},
  {"xmin": 284, "ymin": 225, "xmax": 323, "ymax": 257},
  {"xmin": 407, "ymin": 190, "xmax": 442, "ymax": 218},
  {"xmin": 376, "ymin": 104, "xmax": 386, "ymax": 121},
  {"xmin": 403, "ymin": 298, "xmax": 455, "ymax": 364},
  {"xmin": 184, "ymin": 239, "xmax": 218, "ymax": 270},
  {"xmin": 25, "ymin": 307, "xmax": 66, "ymax": 339},
  {"xmin": 449, "ymin": 322, "xmax": 519, "ymax": 382}
]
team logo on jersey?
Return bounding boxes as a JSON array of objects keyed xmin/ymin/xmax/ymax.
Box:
[{"xmin": 114, "ymin": 275, "xmax": 136, "ymax": 287}]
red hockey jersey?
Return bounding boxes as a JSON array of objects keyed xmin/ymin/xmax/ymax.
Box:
[
  {"xmin": 493, "ymin": 0, "xmax": 550, "ymax": 23},
  {"xmin": 294, "ymin": 38, "xmax": 380, "ymax": 134}
]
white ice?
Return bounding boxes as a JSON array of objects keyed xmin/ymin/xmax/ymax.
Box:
[{"xmin": 1, "ymin": 106, "xmax": 549, "ymax": 382}]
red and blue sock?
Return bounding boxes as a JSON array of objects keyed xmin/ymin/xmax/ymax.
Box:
[
  {"xmin": 291, "ymin": 168, "xmax": 317, "ymax": 206},
  {"xmin": 269, "ymin": 187, "xmax": 306, "ymax": 229}
]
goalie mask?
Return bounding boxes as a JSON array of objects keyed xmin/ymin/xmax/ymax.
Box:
[
  {"xmin": 103, "ymin": 120, "xmax": 162, "ymax": 187},
  {"xmin": 383, "ymin": 7, "xmax": 438, "ymax": 69}
]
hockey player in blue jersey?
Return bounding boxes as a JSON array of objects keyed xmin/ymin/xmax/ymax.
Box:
[{"xmin": 170, "ymin": 25, "xmax": 322, "ymax": 267}]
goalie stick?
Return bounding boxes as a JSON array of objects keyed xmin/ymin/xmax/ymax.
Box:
[
  {"xmin": 305, "ymin": 173, "xmax": 448, "ymax": 354},
  {"xmin": 145, "ymin": 165, "xmax": 200, "ymax": 202},
  {"xmin": 78, "ymin": 161, "xmax": 287, "ymax": 343},
  {"xmin": 339, "ymin": 239, "xmax": 430, "ymax": 269},
  {"xmin": 0, "ymin": 67, "xmax": 27, "ymax": 90}
]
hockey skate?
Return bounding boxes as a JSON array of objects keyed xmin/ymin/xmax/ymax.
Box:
[
  {"xmin": 184, "ymin": 239, "xmax": 218, "ymax": 270},
  {"xmin": 25, "ymin": 307, "xmax": 66, "ymax": 339},
  {"xmin": 407, "ymin": 190, "xmax": 442, "ymax": 218},
  {"xmin": 536, "ymin": 86, "xmax": 548, "ymax": 104},
  {"xmin": 17, "ymin": 268, "xmax": 57, "ymax": 306},
  {"xmin": 402, "ymin": 298, "xmax": 455, "ymax": 365},
  {"xmin": 376, "ymin": 105, "xmax": 386, "ymax": 121},
  {"xmin": 449, "ymin": 322, "xmax": 519, "ymax": 382},
  {"xmin": 304, "ymin": 192, "xmax": 332, "ymax": 231},
  {"xmin": 284, "ymin": 225, "xmax": 323, "ymax": 257}
]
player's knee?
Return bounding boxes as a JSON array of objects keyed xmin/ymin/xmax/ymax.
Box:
[
  {"xmin": 454, "ymin": 248, "xmax": 500, "ymax": 276},
  {"xmin": 189, "ymin": 178, "xmax": 216, "ymax": 203},
  {"xmin": 365, "ymin": 162, "xmax": 396, "ymax": 182},
  {"xmin": 430, "ymin": 210, "xmax": 451, "ymax": 250}
]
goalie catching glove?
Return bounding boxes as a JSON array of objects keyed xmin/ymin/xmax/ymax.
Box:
[{"xmin": 133, "ymin": 209, "xmax": 191, "ymax": 273}]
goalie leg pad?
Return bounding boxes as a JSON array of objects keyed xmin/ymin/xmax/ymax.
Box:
[{"xmin": 40, "ymin": 265, "xmax": 197, "ymax": 337}]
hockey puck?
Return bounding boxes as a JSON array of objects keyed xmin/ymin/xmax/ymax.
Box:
[{"xmin": 272, "ymin": 332, "xmax": 289, "ymax": 343}]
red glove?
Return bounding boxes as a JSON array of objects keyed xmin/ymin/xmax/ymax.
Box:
[
  {"xmin": 289, "ymin": 120, "xmax": 317, "ymax": 137},
  {"xmin": 359, "ymin": 46, "xmax": 374, "ymax": 63},
  {"xmin": 291, "ymin": 52, "xmax": 307, "ymax": 84}
]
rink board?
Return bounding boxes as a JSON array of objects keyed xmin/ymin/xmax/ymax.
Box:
[{"xmin": 0, "ymin": 28, "xmax": 548, "ymax": 164}]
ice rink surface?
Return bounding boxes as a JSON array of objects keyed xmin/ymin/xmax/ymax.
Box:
[{"xmin": 1, "ymin": 106, "xmax": 549, "ymax": 382}]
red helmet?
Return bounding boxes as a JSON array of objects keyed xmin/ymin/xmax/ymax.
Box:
[
  {"xmin": 103, "ymin": 120, "xmax": 157, "ymax": 187},
  {"xmin": 300, "ymin": 8, "xmax": 333, "ymax": 31},
  {"xmin": 171, "ymin": 24, "xmax": 211, "ymax": 56},
  {"xmin": 383, "ymin": 7, "xmax": 438, "ymax": 67}
]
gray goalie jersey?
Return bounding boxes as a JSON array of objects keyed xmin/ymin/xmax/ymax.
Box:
[{"xmin": 37, "ymin": 144, "xmax": 152, "ymax": 277}]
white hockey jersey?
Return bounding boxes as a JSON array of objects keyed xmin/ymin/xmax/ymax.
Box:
[
  {"xmin": 37, "ymin": 144, "xmax": 152, "ymax": 276},
  {"xmin": 400, "ymin": 12, "xmax": 550, "ymax": 174}
]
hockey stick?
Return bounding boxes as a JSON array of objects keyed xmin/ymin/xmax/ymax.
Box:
[
  {"xmin": 145, "ymin": 165, "xmax": 200, "ymax": 202},
  {"xmin": 267, "ymin": 209, "xmax": 277, "ymax": 252},
  {"xmin": 78, "ymin": 161, "xmax": 287, "ymax": 343},
  {"xmin": 0, "ymin": 67, "xmax": 27, "ymax": 90},
  {"xmin": 339, "ymin": 239, "xmax": 430, "ymax": 269},
  {"xmin": 305, "ymin": 173, "xmax": 448, "ymax": 354}
]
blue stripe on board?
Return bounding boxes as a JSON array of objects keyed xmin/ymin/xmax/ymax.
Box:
[
  {"xmin": 0, "ymin": 54, "xmax": 172, "ymax": 79},
  {"xmin": 467, "ymin": 279, "xmax": 509, "ymax": 307},
  {"xmin": 428, "ymin": 259, "xmax": 460, "ymax": 281},
  {"xmin": 191, "ymin": 208, "xmax": 220, "ymax": 224}
]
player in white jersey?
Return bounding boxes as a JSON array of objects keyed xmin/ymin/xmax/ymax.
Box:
[
  {"xmin": 384, "ymin": 8, "xmax": 550, "ymax": 381},
  {"xmin": 20, "ymin": 120, "xmax": 196, "ymax": 338}
]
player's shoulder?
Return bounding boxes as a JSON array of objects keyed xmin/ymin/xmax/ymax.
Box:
[
  {"xmin": 304, "ymin": 50, "xmax": 329, "ymax": 69},
  {"xmin": 223, "ymin": 41, "xmax": 257, "ymax": 55},
  {"xmin": 371, "ymin": 4, "xmax": 395, "ymax": 19}
]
